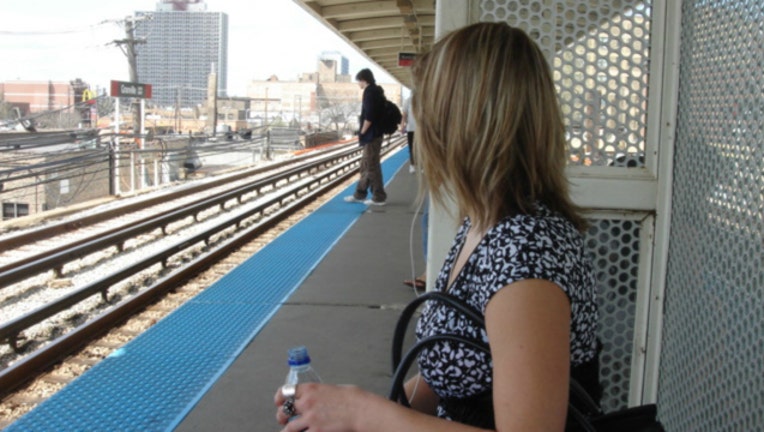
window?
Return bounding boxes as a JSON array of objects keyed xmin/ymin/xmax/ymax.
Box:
[{"xmin": 2, "ymin": 202, "xmax": 29, "ymax": 220}]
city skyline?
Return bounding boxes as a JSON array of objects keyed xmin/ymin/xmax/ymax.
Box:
[{"xmin": 0, "ymin": 0, "xmax": 396, "ymax": 97}]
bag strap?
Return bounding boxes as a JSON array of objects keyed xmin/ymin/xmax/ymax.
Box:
[
  {"xmin": 569, "ymin": 373, "xmax": 604, "ymax": 416},
  {"xmin": 389, "ymin": 333, "xmax": 492, "ymax": 407},
  {"xmin": 389, "ymin": 291, "xmax": 602, "ymax": 430},
  {"xmin": 567, "ymin": 403, "xmax": 598, "ymax": 432},
  {"xmin": 391, "ymin": 291, "xmax": 485, "ymax": 373}
]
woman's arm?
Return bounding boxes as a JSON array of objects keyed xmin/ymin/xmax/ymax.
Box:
[
  {"xmin": 485, "ymin": 278, "xmax": 571, "ymax": 431},
  {"xmin": 273, "ymin": 278, "xmax": 571, "ymax": 432}
]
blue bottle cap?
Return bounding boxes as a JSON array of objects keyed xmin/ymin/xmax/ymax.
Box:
[{"xmin": 287, "ymin": 346, "xmax": 311, "ymax": 366}]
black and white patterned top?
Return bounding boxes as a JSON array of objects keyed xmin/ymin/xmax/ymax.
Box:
[{"xmin": 415, "ymin": 204, "xmax": 598, "ymax": 420}]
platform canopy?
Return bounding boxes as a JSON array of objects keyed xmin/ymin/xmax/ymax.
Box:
[
  {"xmin": 292, "ymin": 1, "xmax": 653, "ymax": 88},
  {"xmin": 293, "ymin": 0, "xmax": 436, "ymax": 87}
]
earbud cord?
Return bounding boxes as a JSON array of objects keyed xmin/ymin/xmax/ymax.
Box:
[
  {"xmin": 406, "ymin": 192, "xmax": 426, "ymax": 404},
  {"xmin": 408, "ymin": 193, "xmax": 426, "ymax": 298}
]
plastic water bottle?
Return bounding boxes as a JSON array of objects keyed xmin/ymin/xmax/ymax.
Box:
[
  {"xmin": 284, "ymin": 346, "xmax": 321, "ymax": 422},
  {"xmin": 286, "ymin": 345, "xmax": 321, "ymax": 385}
]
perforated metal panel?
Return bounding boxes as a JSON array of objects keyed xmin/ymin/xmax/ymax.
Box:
[
  {"xmin": 480, "ymin": 0, "xmax": 652, "ymax": 167},
  {"xmin": 658, "ymin": 1, "xmax": 764, "ymax": 430},
  {"xmin": 584, "ymin": 218, "xmax": 644, "ymax": 412},
  {"xmin": 479, "ymin": 0, "xmax": 656, "ymax": 411}
]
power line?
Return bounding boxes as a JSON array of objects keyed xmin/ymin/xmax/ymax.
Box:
[{"xmin": 0, "ymin": 21, "xmax": 110, "ymax": 36}]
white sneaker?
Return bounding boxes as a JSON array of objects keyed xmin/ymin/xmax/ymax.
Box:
[
  {"xmin": 344, "ymin": 196, "xmax": 365, "ymax": 203},
  {"xmin": 364, "ymin": 199, "xmax": 386, "ymax": 206},
  {"xmin": 409, "ymin": 165, "xmax": 416, "ymax": 173}
]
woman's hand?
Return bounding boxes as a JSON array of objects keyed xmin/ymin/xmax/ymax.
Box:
[
  {"xmin": 274, "ymin": 383, "xmax": 365, "ymax": 432},
  {"xmin": 273, "ymin": 380, "xmax": 488, "ymax": 432}
]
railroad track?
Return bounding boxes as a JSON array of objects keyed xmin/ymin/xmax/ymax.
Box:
[
  {"xmin": 0, "ymin": 130, "xmax": 99, "ymax": 149},
  {"xmin": 0, "ymin": 140, "xmax": 356, "ymax": 251},
  {"xmin": 0, "ymin": 136, "xmax": 404, "ymax": 425}
]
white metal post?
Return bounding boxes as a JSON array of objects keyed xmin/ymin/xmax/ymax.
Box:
[
  {"xmin": 425, "ymin": 0, "xmax": 478, "ymax": 288},
  {"xmin": 114, "ymin": 97, "xmax": 121, "ymax": 195},
  {"xmin": 130, "ymin": 150, "xmax": 135, "ymax": 193},
  {"xmin": 643, "ymin": 0, "xmax": 683, "ymax": 404},
  {"xmin": 140, "ymin": 98, "xmax": 146, "ymax": 188}
]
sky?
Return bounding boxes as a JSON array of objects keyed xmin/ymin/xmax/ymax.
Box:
[{"xmin": 0, "ymin": 0, "xmax": 396, "ymax": 96}]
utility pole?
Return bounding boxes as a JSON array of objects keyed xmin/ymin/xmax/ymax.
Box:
[
  {"xmin": 175, "ymin": 86, "xmax": 182, "ymax": 133},
  {"xmin": 112, "ymin": 14, "xmax": 151, "ymax": 137},
  {"xmin": 111, "ymin": 13, "xmax": 151, "ymax": 191},
  {"xmin": 206, "ymin": 64, "xmax": 218, "ymax": 135}
]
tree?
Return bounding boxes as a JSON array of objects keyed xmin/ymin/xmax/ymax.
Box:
[
  {"xmin": 96, "ymin": 89, "xmax": 115, "ymax": 118},
  {"xmin": 0, "ymin": 99, "xmax": 13, "ymax": 126},
  {"xmin": 317, "ymin": 96, "xmax": 359, "ymax": 133}
]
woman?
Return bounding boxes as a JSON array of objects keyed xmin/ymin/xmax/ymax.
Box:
[{"xmin": 275, "ymin": 22, "xmax": 599, "ymax": 431}]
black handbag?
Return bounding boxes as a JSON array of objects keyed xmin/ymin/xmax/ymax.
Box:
[{"xmin": 389, "ymin": 291, "xmax": 665, "ymax": 431}]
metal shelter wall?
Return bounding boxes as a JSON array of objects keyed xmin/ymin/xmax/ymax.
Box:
[
  {"xmin": 435, "ymin": 0, "xmax": 761, "ymax": 427},
  {"xmin": 658, "ymin": 1, "xmax": 764, "ymax": 430},
  {"xmin": 479, "ymin": 0, "xmax": 659, "ymax": 413}
]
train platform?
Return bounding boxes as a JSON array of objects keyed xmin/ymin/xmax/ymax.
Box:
[{"xmin": 4, "ymin": 144, "xmax": 426, "ymax": 432}]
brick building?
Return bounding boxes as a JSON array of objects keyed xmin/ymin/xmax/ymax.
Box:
[
  {"xmin": 246, "ymin": 53, "xmax": 402, "ymax": 134},
  {"xmin": 0, "ymin": 81, "xmax": 73, "ymax": 114}
]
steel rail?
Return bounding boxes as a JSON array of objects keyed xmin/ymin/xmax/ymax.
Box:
[
  {"xmin": 0, "ymin": 155, "xmax": 358, "ymax": 348},
  {"xmin": 0, "ymin": 146, "xmax": 362, "ymax": 287},
  {"xmin": 0, "ymin": 142, "xmax": 357, "ymax": 251}
]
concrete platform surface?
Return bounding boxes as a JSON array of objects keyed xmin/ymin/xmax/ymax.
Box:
[{"xmin": 176, "ymin": 155, "xmax": 427, "ymax": 431}]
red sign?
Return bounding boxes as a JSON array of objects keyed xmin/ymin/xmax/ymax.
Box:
[
  {"xmin": 110, "ymin": 80, "xmax": 152, "ymax": 99},
  {"xmin": 398, "ymin": 52, "xmax": 416, "ymax": 67}
]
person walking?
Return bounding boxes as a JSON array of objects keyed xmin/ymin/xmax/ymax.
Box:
[
  {"xmin": 276, "ymin": 22, "xmax": 599, "ymax": 431},
  {"xmin": 344, "ymin": 68, "xmax": 387, "ymax": 206}
]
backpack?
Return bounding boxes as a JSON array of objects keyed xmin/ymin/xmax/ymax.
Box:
[{"xmin": 379, "ymin": 99, "xmax": 403, "ymax": 135}]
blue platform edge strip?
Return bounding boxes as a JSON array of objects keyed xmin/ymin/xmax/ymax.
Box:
[{"xmin": 6, "ymin": 147, "xmax": 408, "ymax": 432}]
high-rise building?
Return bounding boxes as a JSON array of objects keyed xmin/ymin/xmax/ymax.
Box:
[
  {"xmin": 317, "ymin": 52, "xmax": 351, "ymax": 84},
  {"xmin": 319, "ymin": 51, "xmax": 349, "ymax": 76},
  {"xmin": 134, "ymin": 0, "xmax": 228, "ymax": 108}
]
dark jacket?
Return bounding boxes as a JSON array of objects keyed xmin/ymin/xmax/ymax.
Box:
[{"xmin": 359, "ymin": 84, "xmax": 384, "ymax": 144}]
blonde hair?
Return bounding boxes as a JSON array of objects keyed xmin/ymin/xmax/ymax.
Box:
[{"xmin": 412, "ymin": 22, "xmax": 586, "ymax": 231}]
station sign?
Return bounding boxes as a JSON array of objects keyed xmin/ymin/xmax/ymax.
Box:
[
  {"xmin": 110, "ymin": 80, "xmax": 152, "ymax": 99},
  {"xmin": 398, "ymin": 52, "xmax": 416, "ymax": 67}
]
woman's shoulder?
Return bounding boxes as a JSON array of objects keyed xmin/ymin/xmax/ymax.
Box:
[
  {"xmin": 490, "ymin": 205, "xmax": 582, "ymax": 249},
  {"xmin": 482, "ymin": 207, "xmax": 589, "ymax": 284}
]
